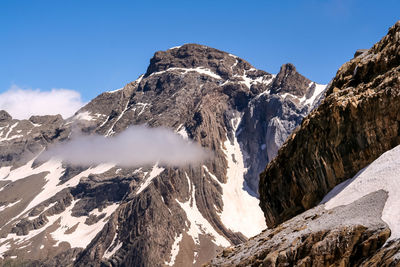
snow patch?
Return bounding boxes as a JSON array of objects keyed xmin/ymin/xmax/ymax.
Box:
[
  {"xmin": 219, "ymin": 114, "xmax": 267, "ymax": 238},
  {"xmin": 227, "ymin": 70, "xmax": 274, "ymax": 89},
  {"xmin": 19, "ymin": 162, "xmax": 114, "ymax": 217},
  {"xmin": 176, "ymin": 124, "xmax": 189, "ymax": 140},
  {"xmin": 193, "ymin": 251, "xmax": 199, "ymax": 264},
  {"xmin": 106, "ymin": 99, "xmax": 130, "ymax": 136},
  {"xmin": 202, "ymin": 165, "xmax": 222, "ymax": 185},
  {"xmin": 324, "ymin": 145, "xmax": 400, "ymax": 240},
  {"xmin": 103, "ymin": 228, "xmax": 120, "ymax": 259},
  {"xmin": 0, "ymin": 122, "xmax": 20, "ymax": 142},
  {"xmin": 104, "ymin": 241, "xmax": 122, "ymax": 259},
  {"xmin": 0, "ymin": 200, "xmax": 21, "ymax": 213},
  {"xmin": 107, "ymin": 88, "xmax": 123, "ymax": 93},
  {"xmin": 301, "ymin": 82, "xmax": 326, "ymax": 106},
  {"xmin": 106, "ymin": 75, "xmax": 143, "ymax": 94},
  {"xmin": 75, "ymin": 111, "xmax": 95, "ymax": 121},
  {"xmin": 0, "ymin": 166, "xmax": 12, "ymax": 180},
  {"xmin": 1, "ymin": 154, "xmax": 49, "ymax": 183},
  {"xmin": 136, "ymin": 164, "xmax": 165, "ymax": 195},
  {"xmin": 0, "ymin": 243, "xmax": 10, "ymax": 259},
  {"xmin": 149, "ymin": 67, "xmax": 222, "ymax": 80},
  {"xmin": 50, "ymin": 201, "xmax": 119, "ymax": 248},
  {"xmin": 135, "ymin": 102, "xmax": 149, "ymax": 117},
  {"xmin": 30, "ymin": 122, "xmax": 41, "ymax": 127},
  {"xmin": 164, "ymin": 233, "xmax": 183, "ymax": 266},
  {"xmin": 176, "ymin": 173, "xmax": 230, "ymax": 247},
  {"xmin": 168, "ymin": 45, "xmax": 182, "ymax": 50}
]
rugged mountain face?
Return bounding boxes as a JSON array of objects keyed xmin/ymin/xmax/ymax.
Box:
[
  {"xmin": 259, "ymin": 20, "xmax": 400, "ymax": 228},
  {"xmin": 209, "ymin": 20, "xmax": 400, "ymax": 266},
  {"xmin": 0, "ymin": 44, "xmax": 324, "ymax": 266}
]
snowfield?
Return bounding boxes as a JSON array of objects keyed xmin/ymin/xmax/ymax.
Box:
[
  {"xmin": 324, "ymin": 145, "xmax": 400, "ymax": 239},
  {"xmin": 219, "ymin": 115, "xmax": 267, "ymax": 238}
]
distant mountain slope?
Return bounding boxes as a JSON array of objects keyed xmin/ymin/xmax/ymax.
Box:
[{"xmin": 0, "ymin": 44, "xmax": 324, "ymax": 266}]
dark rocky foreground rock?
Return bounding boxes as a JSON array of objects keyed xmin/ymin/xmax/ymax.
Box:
[
  {"xmin": 259, "ymin": 20, "xmax": 400, "ymax": 227},
  {"xmin": 0, "ymin": 44, "xmax": 324, "ymax": 266},
  {"xmin": 208, "ymin": 191, "xmax": 394, "ymax": 266}
]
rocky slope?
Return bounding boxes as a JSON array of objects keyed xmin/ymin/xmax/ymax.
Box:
[
  {"xmin": 209, "ymin": 20, "xmax": 400, "ymax": 266},
  {"xmin": 0, "ymin": 44, "xmax": 324, "ymax": 266},
  {"xmin": 209, "ymin": 190, "xmax": 391, "ymax": 266},
  {"xmin": 209, "ymin": 144, "xmax": 400, "ymax": 266}
]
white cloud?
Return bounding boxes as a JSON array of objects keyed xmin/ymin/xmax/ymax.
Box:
[
  {"xmin": 40, "ymin": 125, "xmax": 211, "ymax": 167},
  {"xmin": 0, "ymin": 85, "xmax": 86, "ymax": 120}
]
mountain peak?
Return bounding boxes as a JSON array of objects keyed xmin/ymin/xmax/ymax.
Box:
[
  {"xmin": 144, "ymin": 43, "xmax": 254, "ymax": 79},
  {"xmin": 270, "ymin": 63, "xmax": 312, "ymax": 96},
  {"xmin": 0, "ymin": 110, "xmax": 12, "ymax": 122}
]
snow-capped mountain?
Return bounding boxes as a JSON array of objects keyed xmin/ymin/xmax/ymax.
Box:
[{"xmin": 0, "ymin": 44, "xmax": 325, "ymax": 266}]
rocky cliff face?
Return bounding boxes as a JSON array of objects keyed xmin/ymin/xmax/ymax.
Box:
[
  {"xmin": 0, "ymin": 44, "xmax": 324, "ymax": 266},
  {"xmin": 208, "ymin": 20, "xmax": 400, "ymax": 267},
  {"xmin": 259, "ymin": 20, "xmax": 400, "ymax": 227}
]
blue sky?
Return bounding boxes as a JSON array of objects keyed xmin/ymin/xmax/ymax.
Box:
[{"xmin": 1, "ymin": 0, "xmax": 399, "ymax": 101}]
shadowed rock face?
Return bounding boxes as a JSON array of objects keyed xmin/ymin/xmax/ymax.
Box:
[
  {"xmin": 270, "ymin": 63, "xmax": 312, "ymax": 96},
  {"xmin": 238, "ymin": 94, "xmax": 309, "ymax": 194},
  {"xmin": 0, "ymin": 44, "xmax": 323, "ymax": 266},
  {"xmin": 0, "ymin": 110, "xmax": 12, "ymax": 122},
  {"xmin": 259, "ymin": 21, "xmax": 400, "ymax": 228}
]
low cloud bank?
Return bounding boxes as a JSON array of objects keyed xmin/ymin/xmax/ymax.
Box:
[
  {"xmin": 40, "ymin": 126, "xmax": 210, "ymax": 167},
  {"xmin": 0, "ymin": 85, "xmax": 85, "ymax": 119}
]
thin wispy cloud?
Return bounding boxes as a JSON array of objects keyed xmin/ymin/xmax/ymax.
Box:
[
  {"xmin": 40, "ymin": 125, "xmax": 210, "ymax": 167},
  {"xmin": 0, "ymin": 85, "xmax": 86, "ymax": 120}
]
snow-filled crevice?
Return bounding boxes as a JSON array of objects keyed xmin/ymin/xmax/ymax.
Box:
[
  {"xmin": 164, "ymin": 233, "xmax": 183, "ymax": 266},
  {"xmin": 136, "ymin": 164, "xmax": 164, "ymax": 195},
  {"xmin": 149, "ymin": 67, "xmax": 222, "ymax": 80},
  {"xmin": 176, "ymin": 173, "xmax": 230, "ymax": 247},
  {"xmin": 217, "ymin": 114, "xmax": 267, "ymax": 238}
]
